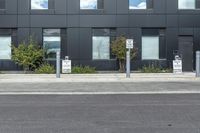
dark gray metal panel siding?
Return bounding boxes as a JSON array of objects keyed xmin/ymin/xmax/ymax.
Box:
[
  {"xmin": 0, "ymin": 0, "xmax": 200, "ymax": 70},
  {"xmin": 0, "ymin": 15, "xmax": 17, "ymax": 27},
  {"xmin": 6, "ymin": 0, "xmax": 17, "ymax": 14},
  {"xmin": 67, "ymin": 28, "xmax": 79, "ymax": 60},
  {"xmin": 55, "ymin": 0, "xmax": 67, "ymax": 14},
  {"xmin": 80, "ymin": 15, "xmax": 116, "ymax": 27},
  {"xmin": 79, "ymin": 28, "xmax": 92, "ymax": 60},
  {"xmin": 30, "ymin": 15, "xmax": 67, "ymax": 27}
]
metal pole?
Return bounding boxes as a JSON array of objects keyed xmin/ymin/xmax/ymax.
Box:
[
  {"xmin": 126, "ymin": 48, "xmax": 131, "ymax": 78},
  {"xmin": 196, "ymin": 51, "xmax": 200, "ymax": 77},
  {"xmin": 56, "ymin": 50, "xmax": 60, "ymax": 78}
]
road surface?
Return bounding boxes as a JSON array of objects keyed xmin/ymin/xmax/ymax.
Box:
[{"xmin": 0, "ymin": 94, "xmax": 199, "ymax": 133}]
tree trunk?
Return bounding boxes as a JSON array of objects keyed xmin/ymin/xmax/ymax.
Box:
[{"xmin": 119, "ymin": 59, "xmax": 125, "ymax": 72}]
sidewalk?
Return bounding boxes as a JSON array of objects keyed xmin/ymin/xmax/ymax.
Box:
[
  {"xmin": 0, "ymin": 73, "xmax": 200, "ymax": 94},
  {"xmin": 0, "ymin": 72, "xmax": 199, "ymax": 83}
]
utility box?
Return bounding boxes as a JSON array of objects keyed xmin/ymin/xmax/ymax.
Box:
[{"xmin": 62, "ymin": 56, "xmax": 71, "ymax": 74}]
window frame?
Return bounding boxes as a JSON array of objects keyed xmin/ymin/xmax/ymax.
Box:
[
  {"xmin": 43, "ymin": 29, "xmax": 61, "ymax": 60},
  {"xmin": 0, "ymin": 36, "xmax": 12, "ymax": 60},
  {"xmin": 80, "ymin": 0, "xmax": 104, "ymax": 10},
  {"xmin": 178, "ymin": 0, "xmax": 196, "ymax": 10},
  {"xmin": 30, "ymin": 0, "xmax": 50, "ymax": 10},
  {"xmin": 141, "ymin": 36, "xmax": 160, "ymax": 60},
  {"xmin": 129, "ymin": 0, "xmax": 153, "ymax": 10},
  {"xmin": 92, "ymin": 36, "xmax": 111, "ymax": 60},
  {"xmin": 92, "ymin": 28, "xmax": 116, "ymax": 60}
]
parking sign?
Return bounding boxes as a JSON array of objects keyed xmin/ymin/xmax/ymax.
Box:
[{"xmin": 126, "ymin": 39, "xmax": 134, "ymax": 49}]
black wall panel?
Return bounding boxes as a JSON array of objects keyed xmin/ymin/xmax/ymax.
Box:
[
  {"xmin": 153, "ymin": 0, "xmax": 166, "ymax": 14},
  {"xmin": 6, "ymin": 0, "xmax": 17, "ymax": 14},
  {"xmin": 0, "ymin": 15, "xmax": 17, "ymax": 27},
  {"xmin": 17, "ymin": 28, "xmax": 30, "ymax": 44},
  {"xmin": 116, "ymin": 15, "xmax": 129, "ymax": 27},
  {"xmin": 30, "ymin": 15, "xmax": 67, "ymax": 27},
  {"xmin": 18, "ymin": 15, "xmax": 30, "ymax": 27},
  {"xmin": 104, "ymin": 0, "xmax": 116, "ymax": 14},
  {"xmin": 68, "ymin": 15, "xmax": 79, "ymax": 27},
  {"xmin": 18, "ymin": 0, "xmax": 29, "ymax": 14},
  {"xmin": 67, "ymin": 28, "xmax": 79, "ymax": 60},
  {"xmin": 67, "ymin": 0, "xmax": 79, "ymax": 14},
  {"xmin": 80, "ymin": 15, "xmax": 116, "ymax": 27},
  {"xmin": 55, "ymin": 0, "xmax": 67, "ymax": 14},
  {"xmin": 79, "ymin": 28, "xmax": 92, "ymax": 60},
  {"xmin": 167, "ymin": 15, "xmax": 178, "ymax": 27}
]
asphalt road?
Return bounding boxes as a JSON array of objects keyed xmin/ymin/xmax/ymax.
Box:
[{"xmin": 0, "ymin": 94, "xmax": 199, "ymax": 133}]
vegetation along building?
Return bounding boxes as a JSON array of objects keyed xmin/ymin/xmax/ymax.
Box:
[{"xmin": 0, "ymin": 0, "xmax": 200, "ymax": 71}]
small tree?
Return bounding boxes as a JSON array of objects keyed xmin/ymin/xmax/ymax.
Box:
[
  {"xmin": 12, "ymin": 38, "xmax": 44, "ymax": 72},
  {"xmin": 111, "ymin": 36, "xmax": 137, "ymax": 72}
]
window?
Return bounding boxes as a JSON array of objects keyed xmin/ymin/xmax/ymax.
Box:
[
  {"xmin": 0, "ymin": 0, "xmax": 5, "ymax": 10},
  {"xmin": 80, "ymin": 0, "xmax": 103, "ymax": 9},
  {"xmin": 142, "ymin": 36, "xmax": 159, "ymax": 60},
  {"xmin": 129, "ymin": 0, "xmax": 153, "ymax": 9},
  {"xmin": 43, "ymin": 29, "xmax": 61, "ymax": 59},
  {"xmin": 31, "ymin": 0, "xmax": 48, "ymax": 10},
  {"xmin": 0, "ymin": 36, "xmax": 11, "ymax": 60},
  {"xmin": 129, "ymin": 0, "xmax": 147, "ymax": 9},
  {"xmin": 92, "ymin": 29, "xmax": 116, "ymax": 60},
  {"xmin": 178, "ymin": 0, "xmax": 195, "ymax": 9},
  {"xmin": 93, "ymin": 36, "xmax": 110, "ymax": 60}
]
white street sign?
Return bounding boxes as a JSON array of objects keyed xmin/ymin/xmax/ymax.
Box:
[
  {"xmin": 126, "ymin": 39, "xmax": 134, "ymax": 49},
  {"xmin": 173, "ymin": 60, "xmax": 182, "ymax": 74},
  {"xmin": 62, "ymin": 60, "xmax": 71, "ymax": 74}
]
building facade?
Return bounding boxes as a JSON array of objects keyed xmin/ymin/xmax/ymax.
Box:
[{"xmin": 0, "ymin": 0, "xmax": 200, "ymax": 71}]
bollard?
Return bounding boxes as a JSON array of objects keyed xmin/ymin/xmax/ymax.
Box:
[
  {"xmin": 56, "ymin": 50, "xmax": 61, "ymax": 78},
  {"xmin": 196, "ymin": 51, "xmax": 200, "ymax": 77},
  {"xmin": 126, "ymin": 49, "xmax": 131, "ymax": 78}
]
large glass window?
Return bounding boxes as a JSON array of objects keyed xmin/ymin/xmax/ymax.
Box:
[
  {"xmin": 129, "ymin": 0, "xmax": 147, "ymax": 9},
  {"xmin": 0, "ymin": 36, "xmax": 11, "ymax": 60},
  {"xmin": 80, "ymin": 0, "xmax": 103, "ymax": 9},
  {"xmin": 142, "ymin": 36, "xmax": 159, "ymax": 60},
  {"xmin": 43, "ymin": 29, "xmax": 61, "ymax": 60},
  {"xmin": 92, "ymin": 29, "xmax": 116, "ymax": 60},
  {"xmin": 93, "ymin": 36, "xmax": 110, "ymax": 60},
  {"xmin": 31, "ymin": 0, "xmax": 48, "ymax": 10},
  {"xmin": 178, "ymin": 0, "xmax": 195, "ymax": 9}
]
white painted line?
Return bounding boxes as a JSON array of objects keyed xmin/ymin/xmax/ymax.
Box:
[{"xmin": 0, "ymin": 91, "xmax": 199, "ymax": 95}]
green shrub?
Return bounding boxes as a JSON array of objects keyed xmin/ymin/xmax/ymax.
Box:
[
  {"xmin": 140, "ymin": 65, "xmax": 172, "ymax": 73},
  {"xmin": 72, "ymin": 66, "xmax": 96, "ymax": 74},
  {"xmin": 35, "ymin": 63, "xmax": 55, "ymax": 74},
  {"xmin": 12, "ymin": 38, "xmax": 43, "ymax": 72}
]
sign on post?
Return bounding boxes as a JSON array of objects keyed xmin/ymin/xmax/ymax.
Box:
[
  {"xmin": 126, "ymin": 39, "xmax": 134, "ymax": 78},
  {"xmin": 173, "ymin": 59, "xmax": 182, "ymax": 74},
  {"xmin": 62, "ymin": 56, "xmax": 71, "ymax": 74},
  {"xmin": 126, "ymin": 39, "xmax": 134, "ymax": 49}
]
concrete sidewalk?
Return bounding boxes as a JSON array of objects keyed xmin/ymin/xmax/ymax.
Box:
[
  {"xmin": 0, "ymin": 73, "xmax": 200, "ymax": 95},
  {"xmin": 0, "ymin": 73, "xmax": 199, "ymax": 83}
]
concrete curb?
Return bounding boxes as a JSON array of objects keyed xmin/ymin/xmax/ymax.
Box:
[{"xmin": 0, "ymin": 73, "xmax": 199, "ymax": 83}]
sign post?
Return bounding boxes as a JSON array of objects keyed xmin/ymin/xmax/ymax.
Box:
[
  {"xmin": 196, "ymin": 51, "xmax": 200, "ymax": 77},
  {"xmin": 126, "ymin": 39, "xmax": 134, "ymax": 78},
  {"xmin": 62, "ymin": 56, "xmax": 71, "ymax": 74},
  {"xmin": 56, "ymin": 50, "xmax": 61, "ymax": 78}
]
